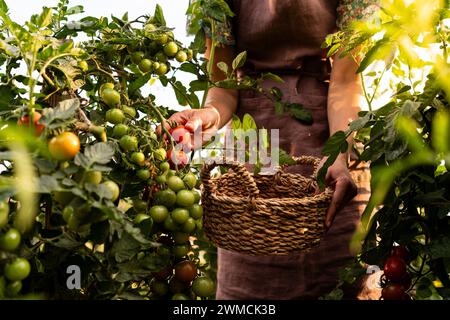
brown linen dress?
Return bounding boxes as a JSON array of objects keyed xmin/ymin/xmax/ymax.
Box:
[{"xmin": 216, "ymin": 0, "xmax": 371, "ymax": 300}]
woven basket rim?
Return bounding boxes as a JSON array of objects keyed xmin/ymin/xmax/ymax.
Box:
[{"xmin": 205, "ymin": 187, "xmax": 333, "ymax": 206}]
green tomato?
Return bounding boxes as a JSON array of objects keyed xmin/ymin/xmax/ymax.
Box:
[
  {"xmin": 155, "ymin": 62, "xmax": 168, "ymax": 75},
  {"xmin": 54, "ymin": 191, "xmax": 74, "ymax": 206},
  {"xmin": 62, "ymin": 206, "xmax": 74, "ymax": 223},
  {"xmin": 102, "ymin": 181, "xmax": 120, "ymax": 201},
  {"xmin": 101, "ymin": 88, "xmax": 121, "ymax": 107},
  {"xmin": 119, "ymin": 135, "xmax": 138, "ymax": 151},
  {"xmin": 159, "ymin": 161, "xmax": 170, "ymax": 172},
  {"xmin": 167, "ymin": 176, "xmax": 185, "ymax": 192},
  {"xmin": 149, "ymin": 205, "xmax": 169, "ymax": 223},
  {"xmin": 134, "ymin": 213, "xmax": 151, "ymax": 224},
  {"xmin": 171, "ymin": 208, "xmax": 190, "ymax": 225},
  {"xmin": 4, "ymin": 258, "xmax": 31, "ymax": 281},
  {"xmin": 136, "ymin": 169, "xmax": 151, "ymax": 181},
  {"xmin": 155, "ymin": 174, "xmax": 167, "ymax": 184},
  {"xmin": 99, "ymin": 82, "xmax": 115, "ymax": 95},
  {"xmin": 175, "ymin": 50, "xmax": 188, "ymax": 63},
  {"xmin": 0, "ymin": 200, "xmax": 10, "ymax": 228},
  {"xmin": 195, "ymin": 219, "xmax": 203, "ymax": 231},
  {"xmin": 6, "ymin": 280, "xmax": 22, "ymax": 296},
  {"xmin": 167, "ymin": 170, "xmax": 177, "ymax": 178},
  {"xmin": 151, "ymin": 279, "xmax": 169, "ymax": 296},
  {"xmin": 131, "ymin": 51, "xmax": 144, "ymax": 64},
  {"xmin": 84, "ymin": 171, "xmax": 102, "ymax": 185},
  {"xmin": 106, "ymin": 108, "xmax": 125, "ymax": 124},
  {"xmin": 155, "ymin": 52, "xmax": 168, "ymax": 63},
  {"xmin": 139, "ymin": 58, "xmax": 153, "ymax": 73},
  {"xmin": 163, "ymin": 41, "xmax": 178, "ymax": 57},
  {"xmin": 154, "ymin": 148, "xmax": 167, "ymax": 161},
  {"xmin": 172, "ymin": 244, "xmax": 190, "ymax": 259},
  {"xmin": 144, "ymin": 23, "xmax": 157, "ymax": 32},
  {"xmin": 0, "ymin": 228, "xmax": 21, "ymax": 252},
  {"xmin": 187, "ymin": 49, "xmax": 194, "ymax": 60},
  {"xmin": 189, "ymin": 204, "xmax": 203, "ymax": 220},
  {"xmin": 156, "ymin": 189, "xmax": 177, "ymax": 207},
  {"xmin": 183, "ymin": 173, "xmax": 197, "ymax": 190},
  {"xmin": 163, "ymin": 216, "xmax": 177, "ymax": 232},
  {"xmin": 192, "ymin": 190, "xmax": 201, "ymax": 204},
  {"xmin": 173, "ymin": 232, "xmax": 190, "ymax": 244},
  {"xmin": 113, "ymin": 124, "xmax": 129, "ymax": 138},
  {"xmin": 171, "ymin": 293, "xmax": 190, "ymax": 300},
  {"xmin": 133, "ymin": 199, "xmax": 148, "ymax": 212},
  {"xmin": 181, "ymin": 217, "xmax": 196, "ymax": 234},
  {"xmin": 131, "ymin": 152, "xmax": 146, "ymax": 166},
  {"xmin": 157, "ymin": 33, "xmax": 169, "ymax": 45},
  {"xmin": 176, "ymin": 190, "xmax": 195, "ymax": 207},
  {"xmin": 123, "ymin": 105, "xmax": 137, "ymax": 118},
  {"xmin": 192, "ymin": 276, "xmax": 215, "ymax": 298}
]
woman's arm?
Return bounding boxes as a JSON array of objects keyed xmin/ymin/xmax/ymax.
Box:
[
  {"xmin": 323, "ymin": 52, "xmax": 361, "ymax": 229},
  {"xmin": 203, "ymin": 38, "xmax": 238, "ymax": 128},
  {"xmin": 165, "ymin": 40, "xmax": 238, "ymax": 146}
]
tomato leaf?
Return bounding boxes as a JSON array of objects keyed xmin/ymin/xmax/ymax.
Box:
[
  {"xmin": 242, "ymin": 113, "xmax": 257, "ymax": 130},
  {"xmin": 287, "ymin": 103, "xmax": 313, "ymax": 125},
  {"xmin": 189, "ymin": 79, "xmax": 208, "ymax": 92},
  {"xmin": 74, "ymin": 142, "xmax": 114, "ymax": 168},
  {"xmin": 0, "ymin": 85, "xmax": 16, "ymax": 110},
  {"xmin": 0, "ymin": 0, "xmax": 8, "ymax": 13},
  {"xmin": 262, "ymin": 73, "xmax": 284, "ymax": 83},
  {"xmin": 40, "ymin": 98, "xmax": 79, "ymax": 127},
  {"xmin": 35, "ymin": 175, "xmax": 60, "ymax": 193},
  {"xmin": 153, "ymin": 4, "xmax": 166, "ymax": 26},
  {"xmin": 232, "ymin": 51, "xmax": 247, "ymax": 71},
  {"xmin": 128, "ymin": 73, "xmax": 152, "ymax": 96},
  {"xmin": 356, "ymin": 39, "xmax": 390, "ymax": 73},
  {"xmin": 349, "ymin": 112, "xmax": 372, "ymax": 132},
  {"xmin": 179, "ymin": 62, "xmax": 198, "ymax": 75},
  {"xmin": 216, "ymin": 61, "xmax": 229, "ymax": 75}
]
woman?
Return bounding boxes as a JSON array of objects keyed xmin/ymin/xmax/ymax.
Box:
[{"xmin": 169, "ymin": 0, "xmax": 377, "ymax": 299}]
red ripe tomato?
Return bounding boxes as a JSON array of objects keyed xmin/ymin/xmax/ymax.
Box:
[
  {"xmin": 400, "ymin": 274, "xmax": 412, "ymax": 290},
  {"xmin": 167, "ymin": 150, "xmax": 188, "ymax": 169},
  {"xmin": 382, "ymin": 283, "xmax": 406, "ymax": 300},
  {"xmin": 174, "ymin": 260, "xmax": 197, "ymax": 283},
  {"xmin": 384, "ymin": 256, "xmax": 407, "ymax": 282},
  {"xmin": 152, "ymin": 185, "xmax": 161, "ymax": 194},
  {"xmin": 170, "ymin": 125, "xmax": 191, "ymax": 144},
  {"xmin": 391, "ymin": 246, "xmax": 409, "ymax": 262},
  {"xmin": 17, "ymin": 111, "xmax": 45, "ymax": 135},
  {"xmin": 152, "ymin": 266, "xmax": 173, "ymax": 280}
]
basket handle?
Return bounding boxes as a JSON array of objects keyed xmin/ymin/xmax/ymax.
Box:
[
  {"xmin": 281, "ymin": 156, "xmax": 321, "ymax": 177},
  {"xmin": 201, "ymin": 161, "xmax": 260, "ymax": 199}
]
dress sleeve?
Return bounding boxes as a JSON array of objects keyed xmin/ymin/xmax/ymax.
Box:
[
  {"xmin": 336, "ymin": 0, "xmax": 381, "ymax": 30},
  {"xmin": 202, "ymin": 20, "xmax": 235, "ymax": 46}
]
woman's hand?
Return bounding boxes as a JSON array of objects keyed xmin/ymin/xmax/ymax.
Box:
[
  {"xmin": 322, "ymin": 155, "xmax": 357, "ymax": 230},
  {"xmin": 163, "ymin": 106, "xmax": 221, "ymax": 149}
]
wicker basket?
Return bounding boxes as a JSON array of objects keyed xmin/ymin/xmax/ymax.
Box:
[{"xmin": 200, "ymin": 156, "xmax": 333, "ymax": 255}]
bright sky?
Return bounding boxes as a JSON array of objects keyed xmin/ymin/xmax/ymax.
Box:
[{"xmin": 4, "ymin": 0, "xmax": 195, "ymax": 109}]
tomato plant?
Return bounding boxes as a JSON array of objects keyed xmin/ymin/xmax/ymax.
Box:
[{"xmin": 0, "ymin": 0, "xmax": 215, "ymax": 300}]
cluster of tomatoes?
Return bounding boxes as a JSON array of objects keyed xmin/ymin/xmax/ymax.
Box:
[
  {"xmin": 145, "ymin": 159, "xmax": 214, "ymax": 300},
  {"xmin": 0, "ymin": 201, "xmax": 31, "ymax": 298},
  {"xmin": 129, "ymin": 23, "xmax": 192, "ymax": 76},
  {"xmin": 381, "ymin": 245, "xmax": 412, "ymax": 300}
]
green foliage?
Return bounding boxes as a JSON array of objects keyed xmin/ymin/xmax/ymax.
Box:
[{"xmin": 321, "ymin": 0, "xmax": 450, "ymax": 299}]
